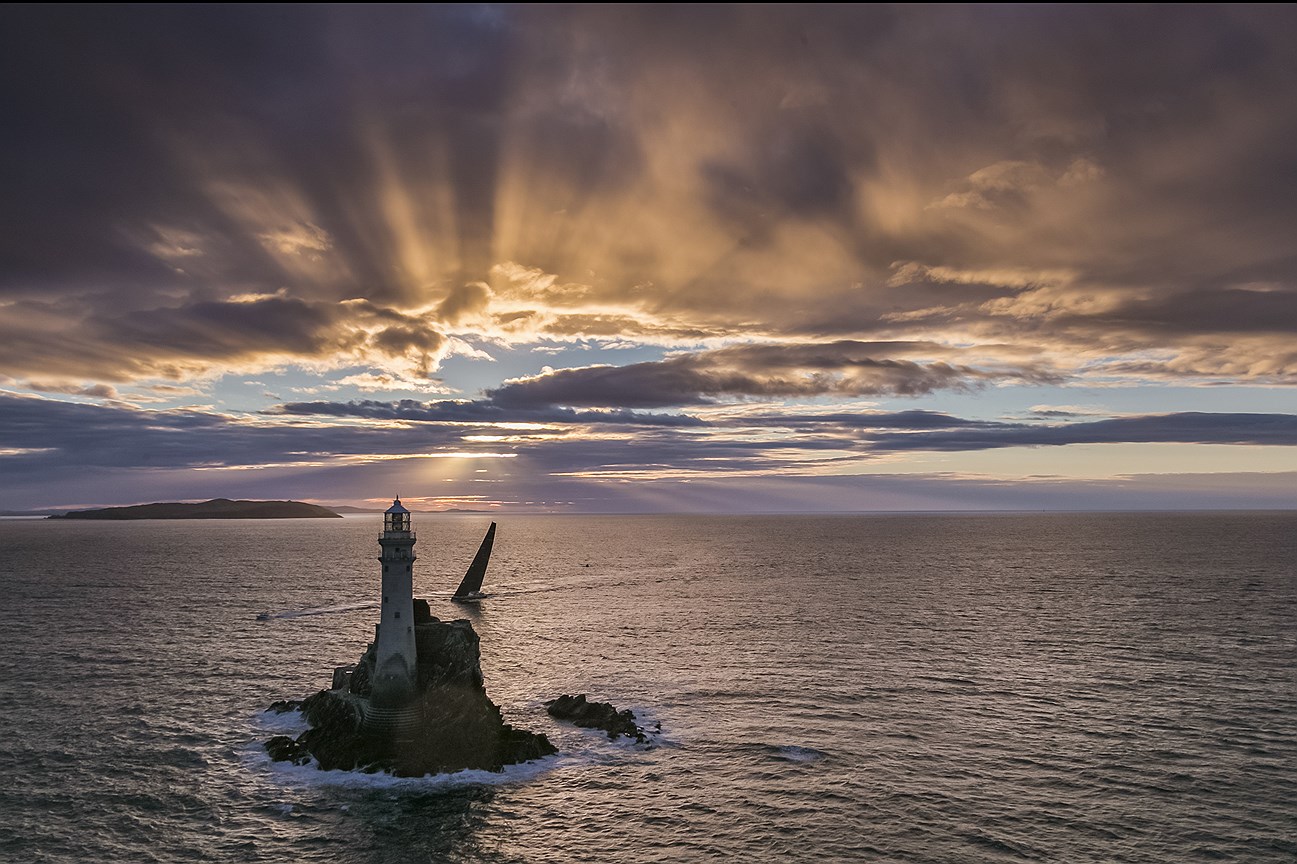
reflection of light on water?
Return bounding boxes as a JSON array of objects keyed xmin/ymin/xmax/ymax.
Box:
[{"xmin": 13, "ymin": 514, "xmax": 1294, "ymax": 862}]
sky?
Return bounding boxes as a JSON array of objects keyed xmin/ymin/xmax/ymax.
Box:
[{"xmin": 2, "ymin": 4, "xmax": 1296, "ymax": 513}]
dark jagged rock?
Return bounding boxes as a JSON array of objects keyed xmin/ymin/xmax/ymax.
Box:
[
  {"xmin": 348, "ymin": 650, "xmax": 373, "ymax": 697},
  {"xmin": 413, "ymin": 618, "xmax": 485, "ymax": 692},
  {"xmin": 545, "ymin": 693, "xmax": 649, "ymax": 743},
  {"xmin": 300, "ymin": 688, "xmax": 363, "ymax": 731},
  {"xmin": 294, "ymin": 690, "xmax": 383, "ymax": 772},
  {"xmin": 264, "ymin": 735, "xmax": 311, "ymax": 765},
  {"xmin": 266, "ymin": 699, "xmax": 302, "ymax": 714},
  {"xmin": 264, "ymin": 614, "xmax": 556, "ymax": 776}
]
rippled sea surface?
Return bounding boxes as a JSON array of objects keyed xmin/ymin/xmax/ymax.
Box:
[{"xmin": 1, "ymin": 512, "xmax": 1295, "ymax": 863}]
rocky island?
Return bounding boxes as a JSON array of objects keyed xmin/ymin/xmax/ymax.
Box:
[
  {"xmin": 262, "ymin": 498, "xmax": 654, "ymax": 777},
  {"xmin": 50, "ymin": 498, "xmax": 341, "ymax": 519},
  {"xmin": 545, "ymin": 693, "xmax": 653, "ymax": 743},
  {"xmin": 263, "ymin": 498, "xmax": 555, "ymax": 776},
  {"xmin": 266, "ymin": 600, "xmax": 556, "ymax": 775}
]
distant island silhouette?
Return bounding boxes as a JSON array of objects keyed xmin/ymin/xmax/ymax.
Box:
[{"xmin": 48, "ymin": 499, "xmax": 342, "ymax": 520}]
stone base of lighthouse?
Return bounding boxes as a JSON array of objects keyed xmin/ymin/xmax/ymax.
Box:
[
  {"xmin": 360, "ymin": 702, "xmax": 420, "ymax": 734},
  {"xmin": 264, "ymin": 604, "xmax": 556, "ymax": 776}
]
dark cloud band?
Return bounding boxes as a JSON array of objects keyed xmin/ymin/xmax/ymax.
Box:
[{"xmin": 487, "ymin": 342, "xmax": 1060, "ymax": 408}]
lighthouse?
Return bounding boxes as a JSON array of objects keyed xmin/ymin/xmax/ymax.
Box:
[{"xmin": 372, "ymin": 497, "xmax": 418, "ymax": 708}]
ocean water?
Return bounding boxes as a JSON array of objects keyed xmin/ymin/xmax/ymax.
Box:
[{"xmin": 0, "ymin": 512, "xmax": 1294, "ymax": 863}]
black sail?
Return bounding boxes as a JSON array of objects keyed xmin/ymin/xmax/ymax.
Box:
[{"xmin": 454, "ymin": 522, "xmax": 496, "ymax": 597}]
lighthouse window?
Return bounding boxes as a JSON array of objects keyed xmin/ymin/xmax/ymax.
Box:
[
  {"xmin": 383, "ymin": 595, "xmax": 388, "ymax": 603},
  {"xmin": 383, "ymin": 564, "xmax": 388, "ymax": 573},
  {"xmin": 394, "ymin": 611, "xmax": 400, "ymax": 619}
]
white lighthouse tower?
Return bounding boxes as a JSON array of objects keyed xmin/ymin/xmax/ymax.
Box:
[{"xmin": 372, "ymin": 497, "xmax": 418, "ymax": 708}]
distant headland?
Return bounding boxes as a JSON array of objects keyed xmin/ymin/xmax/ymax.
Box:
[{"xmin": 48, "ymin": 499, "xmax": 342, "ymax": 520}]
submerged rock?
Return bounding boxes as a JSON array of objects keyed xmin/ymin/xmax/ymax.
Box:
[
  {"xmin": 545, "ymin": 693, "xmax": 649, "ymax": 743},
  {"xmin": 264, "ymin": 615, "xmax": 556, "ymax": 776},
  {"xmin": 266, "ymin": 699, "xmax": 301, "ymax": 714},
  {"xmin": 264, "ymin": 735, "xmax": 310, "ymax": 765}
]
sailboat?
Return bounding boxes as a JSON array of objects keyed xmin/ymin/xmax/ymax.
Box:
[{"xmin": 451, "ymin": 522, "xmax": 496, "ymax": 603}]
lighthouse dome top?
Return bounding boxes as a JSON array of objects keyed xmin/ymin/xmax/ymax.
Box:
[{"xmin": 383, "ymin": 497, "xmax": 412, "ymax": 535}]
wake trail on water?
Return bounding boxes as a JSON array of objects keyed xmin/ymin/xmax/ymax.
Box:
[
  {"xmin": 483, "ymin": 574, "xmax": 662, "ymax": 599},
  {"xmin": 263, "ymin": 601, "xmax": 378, "ymax": 619}
]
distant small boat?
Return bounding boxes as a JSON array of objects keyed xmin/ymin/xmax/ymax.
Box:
[
  {"xmin": 452, "ymin": 522, "xmax": 495, "ymax": 603},
  {"xmin": 255, "ymin": 611, "xmax": 271, "ymax": 620}
]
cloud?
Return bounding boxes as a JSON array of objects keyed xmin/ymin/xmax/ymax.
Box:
[
  {"xmin": 867, "ymin": 412, "xmax": 1297, "ymax": 452},
  {"xmin": 266, "ymin": 398, "xmax": 704, "ymax": 427},
  {"xmin": 10, "ymin": 381, "xmax": 120, "ymax": 400},
  {"xmin": 436, "ymin": 282, "xmax": 492, "ymax": 325},
  {"xmin": 256, "ymin": 221, "xmax": 333, "ymax": 256},
  {"xmin": 98, "ymin": 297, "xmax": 343, "ymax": 360},
  {"xmin": 1025, "ymin": 405, "xmax": 1110, "ymax": 419},
  {"xmin": 707, "ymin": 408, "xmax": 1297, "ymax": 452},
  {"xmin": 487, "ymin": 342, "xmax": 1059, "ymax": 408},
  {"xmin": 0, "ymin": 295, "xmax": 453, "ymax": 384},
  {"xmin": 2, "ymin": 392, "xmax": 1296, "ymax": 511},
  {"xmin": 725, "ymin": 409, "xmax": 1000, "ymax": 431},
  {"xmin": 0, "ymin": 393, "xmax": 489, "ymax": 473},
  {"xmin": 330, "ymin": 373, "xmax": 452, "ymax": 394},
  {"xmin": 0, "ymin": 5, "xmax": 1294, "ymax": 391}
]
